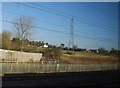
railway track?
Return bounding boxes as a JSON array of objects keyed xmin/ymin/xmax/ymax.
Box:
[{"xmin": 2, "ymin": 70, "xmax": 120, "ymax": 87}]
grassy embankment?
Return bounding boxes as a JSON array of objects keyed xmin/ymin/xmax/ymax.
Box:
[
  {"xmin": 60, "ymin": 50, "xmax": 119, "ymax": 64},
  {"xmin": 1, "ymin": 48, "xmax": 119, "ymax": 65}
]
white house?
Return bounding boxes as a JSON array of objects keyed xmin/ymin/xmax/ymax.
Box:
[{"xmin": 43, "ymin": 44, "xmax": 48, "ymax": 48}]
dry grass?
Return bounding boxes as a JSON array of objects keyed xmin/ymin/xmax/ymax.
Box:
[{"xmin": 60, "ymin": 54, "xmax": 119, "ymax": 65}]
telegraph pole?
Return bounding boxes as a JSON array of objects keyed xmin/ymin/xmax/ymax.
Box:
[{"xmin": 68, "ymin": 17, "xmax": 74, "ymax": 50}]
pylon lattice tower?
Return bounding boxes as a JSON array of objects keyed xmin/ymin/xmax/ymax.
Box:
[{"xmin": 68, "ymin": 17, "xmax": 74, "ymax": 49}]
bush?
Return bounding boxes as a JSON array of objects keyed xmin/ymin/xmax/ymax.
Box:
[
  {"xmin": 1, "ymin": 31, "xmax": 12, "ymax": 49},
  {"xmin": 43, "ymin": 47, "xmax": 62, "ymax": 60},
  {"xmin": 65, "ymin": 52, "xmax": 74, "ymax": 55}
]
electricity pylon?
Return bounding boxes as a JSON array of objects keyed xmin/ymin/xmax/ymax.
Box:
[{"xmin": 68, "ymin": 17, "xmax": 74, "ymax": 49}]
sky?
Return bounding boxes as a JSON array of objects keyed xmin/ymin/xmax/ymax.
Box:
[{"xmin": 1, "ymin": 2, "xmax": 119, "ymax": 50}]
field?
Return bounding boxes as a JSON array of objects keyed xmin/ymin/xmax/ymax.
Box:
[{"xmin": 60, "ymin": 50, "xmax": 119, "ymax": 64}]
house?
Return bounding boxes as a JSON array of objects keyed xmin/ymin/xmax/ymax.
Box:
[
  {"xmin": 85, "ymin": 48, "xmax": 91, "ymax": 52},
  {"xmin": 43, "ymin": 43, "xmax": 48, "ymax": 48}
]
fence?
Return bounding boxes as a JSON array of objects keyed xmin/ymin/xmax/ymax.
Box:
[
  {"xmin": 0, "ymin": 49, "xmax": 119, "ymax": 76},
  {"xmin": 1, "ymin": 63, "xmax": 119, "ymax": 76},
  {"xmin": 0, "ymin": 49, "xmax": 42, "ymax": 62}
]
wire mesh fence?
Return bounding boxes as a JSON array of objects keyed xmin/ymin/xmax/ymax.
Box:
[{"xmin": 1, "ymin": 63, "xmax": 119, "ymax": 76}]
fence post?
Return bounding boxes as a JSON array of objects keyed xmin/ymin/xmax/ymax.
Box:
[
  {"xmin": 49, "ymin": 61, "xmax": 50, "ymax": 64},
  {"xmin": 42, "ymin": 61, "xmax": 43, "ymax": 64},
  {"xmin": 56, "ymin": 63, "xmax": 59, "ymax": 72}
]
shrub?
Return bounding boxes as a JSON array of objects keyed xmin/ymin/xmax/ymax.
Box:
[{"xmin": 43, "ymin": 47, "xmax": 62, "ymax": 60}]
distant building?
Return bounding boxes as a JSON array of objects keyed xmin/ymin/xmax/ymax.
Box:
[
  {"xmin": 107, "ymin": 50, "xmax": 111, "ymax": 53},
  {"xmin": 96, "ymin": 50, "xmax": 99, "ymax": 53},
  {"xmin": 60, "ymin": 44, "xmax": 65, "ymax": 48},
  {"xmin": 85, "ymin": 48, "xmax": 91, "ymax": 52},
  {"xmin": 43, "ymin": 43, "xmax": 48, "ymax": 48}
]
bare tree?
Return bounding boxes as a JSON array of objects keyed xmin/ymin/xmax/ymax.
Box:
[{"xmin": 13, "ymin": 16, "xmax": 34, "ymax": 51}]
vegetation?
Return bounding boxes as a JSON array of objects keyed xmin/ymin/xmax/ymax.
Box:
[
  {"xmin": 13, "ymin": 16, "xmax": 34, "ymax": 51},
  {"xmin": 1, "ymin": 30, "xmax": 12, "ymax": 49},
  {"xmin": 1, "ymin": 31, "xmax": 119, "ymax": 64},
  {"xmin": 43, "ymin": 47, "xmax": 63, "ymax": 61},
  {"xmin": 60, "ymin": 53, "xmax": 118, "ymax": 64}
]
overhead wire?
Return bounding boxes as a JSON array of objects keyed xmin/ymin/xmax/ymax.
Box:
[
  {"xmin": 30, "ymin": 2, "xmax": 116, "ymax": 29},
  {"xmin": 0, "ymin": 9, "xmax": 98, "ymax": 36},
  {"xmin": 16, "ymin": 2, "xmax": 118, "ymax": 33},
  {"xmin": 3, "ymin": 0, "xmax": 118, "ymax": 33},
  {"xmin": 10, "ymin": 2, "xmax": 116, "ymax": 33},
  {"xmin": 1, "ymin": 9, "xmax": 117, "ymax": 41},
  {"xmin": 5, "ymin": 0, "xmax": 117, "ymax": 29},
  {"xmin": 2, "ymin": 1, "xmax": 118, "ymax": 44},
  {"xmin": 1, "ymin": 19, "xmax": 117, "ymax": 43},
  {"xmin": 83, "ymin": 3, "xmax": 115, "ymax": 17}
]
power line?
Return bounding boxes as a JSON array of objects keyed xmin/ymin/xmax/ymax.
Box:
[
  {"xmin": 84, "ymin": 3, "xmax": 115, "ymax": 17},
  {"xmin": 2, "ymin": 8, "xmax": 118, "ymax": 41},
  {"xmin": 74, "ymin": 18, "xmax": 117, "ymax": 33},
  {"xmin": 7, "ymin": 1, "xmax": 118, "ymax": 29},
  {"xmin": 26, "ymin": 3, "xmax": 119, "ymax": 35},
  {"xmin": 1, "ymin": 19, "xmax": 117, "ymax": 43},
  {"xmin": 1, "ymin": 9, "xmax": 69, "ymax": 31},
  {"xmin": 13, "ymin": 2, "xmax": 118, "ymax": 33},
  {"xmin": 2, "ymin": 8, "xmax": 117, "ymax": 41},
  {"xmin": 1, "ymin": 20, "xmax": 69, "ymax": 34},
  {"xmin": 30, "ymin": 2, "xmax": 116, "ymax": 29},
  {"xmin": 15, "ymin": 2, "xmax": 70, "ymax": 19}
]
